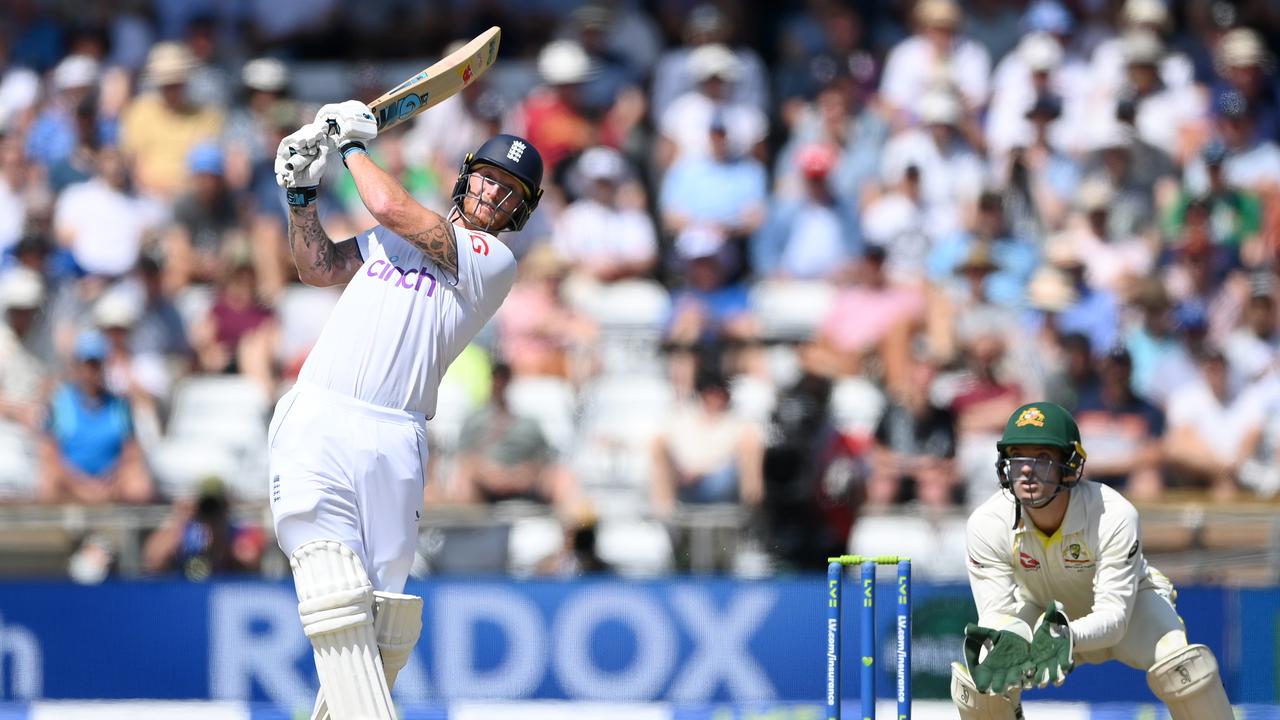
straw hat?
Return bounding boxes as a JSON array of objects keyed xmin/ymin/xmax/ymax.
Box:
[{"xmin": 143, "ymin": 42, "xmax": 198, "ymax": 86}]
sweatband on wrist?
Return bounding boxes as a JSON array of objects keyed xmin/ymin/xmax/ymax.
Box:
[
  {"xmin": 286, "ymin": 186, "xmax": 318, "ymax": 207},
  {"xmin": 341, "ymin": 142, "xmax": 368, "ymax": 165}
]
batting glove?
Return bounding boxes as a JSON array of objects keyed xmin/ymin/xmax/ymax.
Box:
[
  {"xmin": 275, "ymin": 123, "xmax": 330, "ymax": 205},
  {"xmin": 315, "ymin": 100, "xmax": 378, "ymax": 151}
]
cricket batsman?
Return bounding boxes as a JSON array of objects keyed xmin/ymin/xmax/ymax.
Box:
[
  {"xmin": 266, "ymin": 101, "xmax": 543, "ymax": 719},
  {"xmin": 950, "ymin": 402, "xmax": 1233, "ymax": 719}
]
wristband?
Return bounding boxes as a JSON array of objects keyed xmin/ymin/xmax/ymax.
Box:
[
  {"xmin": 340, "ymin": 141, "xmax": 368, "ymax": 165},
  {"xmin": 286, "ymin": 186, "xmax": 318, "ymax": 207}
]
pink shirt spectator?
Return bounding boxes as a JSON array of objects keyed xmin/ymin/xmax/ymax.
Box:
[{"xmin": 819, "ymin": 285, "xmax": 925, "ymax": 355}]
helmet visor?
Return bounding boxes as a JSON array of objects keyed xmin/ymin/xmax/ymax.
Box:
[{"xmin": 997, "ymin": 456, "xmax": 1067, "ymax": 507}]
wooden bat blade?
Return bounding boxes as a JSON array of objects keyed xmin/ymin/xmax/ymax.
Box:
[{"xmin": 370, "ymin": 26, "xmax": 501, "ymax": 131}]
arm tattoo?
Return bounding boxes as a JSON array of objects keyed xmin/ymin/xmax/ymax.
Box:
[
  {"xmin": 403, "ymin": 222, "xmax": 459, "ymax": 277},
  {"xmin": 288, "ymin": 206, "xmax": 362, "ymax": 283}
]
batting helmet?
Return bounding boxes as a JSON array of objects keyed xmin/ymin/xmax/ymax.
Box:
[{"xmin": 451, "ymin": 134, "xmax": 544, "ymax": 232}]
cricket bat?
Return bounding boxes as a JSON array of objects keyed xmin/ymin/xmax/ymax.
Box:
[{"xmin": 285, "ymin": 26, "xmax": 501, "ymax": 171}]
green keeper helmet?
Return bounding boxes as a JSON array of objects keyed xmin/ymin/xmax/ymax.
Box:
[{"xmin": 996, "ymin": 401, "xmax": 1087, "ymax": 478}]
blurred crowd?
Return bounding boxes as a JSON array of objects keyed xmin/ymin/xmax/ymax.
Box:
[{"xmin": 1, "ymin": 0, "xmax": 1280, "ymax": 577}]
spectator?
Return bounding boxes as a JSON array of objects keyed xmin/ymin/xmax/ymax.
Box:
[
  {"xmin": 664, "ymin": 227, "xmax": 760, "ymax": 394},
  {"xmin": 868, "ymin": 349, "xmax": 959, "ymax": 508},
  {"xmin": 1223, "ymin": 275, "xmax": 1279, "ymax": 385},
  {"xmin": 1039, "ymin": 332, "xmax": 1098, "ymax": 412},
  {"xmin": 142, "ymin": 478, "xmax": 266, "ymax": 579},
  {"xmin": 0, "ymin": 267, "xmax": 49, "ymax": 432},
  {"xmin": 986, "ymin": 33, "xmax": 1069, "ymax": 160},
  {"xmin": 1117, "ymin": 30, "xmax": 1207, "ymax": 162},
  {"xmin": 807, "ymin": 245, "xmax": 925, "ymax": 378},
  {"xmin": 449, "ymin": 363, "xmax": 576, "ymax": 509},
  {"xmin": 861, "ymin": 164, "xmax": 931, "ymax": 283},
  {"xmin": 1041, "ymin": 235, "xmax": 1121, "ymax": 356},
  {"xmin": 928, "ymin": 190, "xmax": 1040, "ymax": 309},
  {"xmin": 659, "ymin": 114, "xmax": 767, "ymax": 274},
  {"xmin": 650, "ymin": 4, "xmax": 768, "ymax": 123},
  {"xmin": 879, "ymin": 0, "xmax": 991, "ymax": 120},
  {"xmin": 752, "ymin": 143, "xmax": 859, "ymax": 280},
  {"xmin": 495, "ymin": 246, "xmax": 597, "ymax": 382},
  {"xmin": 37, "ymin": 330, "xmax": 153, "ymax": 505},
  {"xmin": 1124, "ymin": 278, "xmax": 1199, "ymax": 407},
  {"xmin": 0, "ymin": 133, "xmax": 34, "ymax": 256},
  {"xmin": 189, "ymin": 260, "xmax": 277, "ymax": 393},
  {"xmin": 119, "ymin": 42, "xmax": 223, "ymax": 198},
  {"xmin": 553, "ymin": 146, "xmax": 658, "ymax": 287},
  {"xmin": 1163, "ymin": 347, "xmax": 1263, "ymax": 500},
  {"xmin": 128, "ymin": 254, "xmax": 191, "ymax": 361},
  {"xmin": 1210, "ymin": 28, "xmax": 1278, "ymax": 144},
  {"xmin": 658, "ymin": 44, "xmax": 768, "ymax": 168},
  {"xmin": 1163, "ymin": 141, "xmax": 1261, "ymax": 263},
  {"xmin": 879, "ymin": 88, "xmax": 986, "ymax": 251},
  {"xmin": 222, "ymin": 57, "xmax": 293, "ymax": 189},
  {"xmin": 772, "ymin": 71, "xmax": 887, "ymax": 206},
  {"xmin": 54, "ymin": 145, "xmax": 166, "ymax": 279},
  {"xmin": 25, "ymin": 55, "xmax": 101, "ymax": 169},
  {"xmin": 650, "ymin": 368, "xmax": 763, "ymax": 516},
  {"xmin": 1075, "ymin": 346, "xmax": 1165, "ymax": 500},
  {"xmin": 1064, "ymin": 177, "xmax": 1157, "ymax": 297},
  {"xmin": 1002, "ymin": 94, "xmax": 1082, "ymax": 233},
  {"xmin": 93, "ymin": 289, "xmax": 169, "ymax": 441},
  {"xmin": 514, "ymin": 39, "xmax": 626, "ymax": 179},
  {"xmin": 1184, "ymin": 91, "xmax": 1280, "ymax": 195},
  {"xmin": 926, "ymin": 241, "xmax": 1022, "ymax": 366},
  {"xmin": 166, "ymin": 142, "xmax": 240, "ymax": 286}
]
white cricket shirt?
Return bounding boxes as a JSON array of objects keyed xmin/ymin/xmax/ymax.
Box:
[
  {"xmin": 297, "ymin": 223, "xmax": 516, "ymax": 418},
  {"xmin": 965, "ymin": 481, "xmax": 1165, "ymax": 654}
]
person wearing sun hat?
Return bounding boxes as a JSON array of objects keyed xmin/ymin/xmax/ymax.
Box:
[{"xmin": 119, "ymin": 41, "xmax": 223, "ymax": 197}]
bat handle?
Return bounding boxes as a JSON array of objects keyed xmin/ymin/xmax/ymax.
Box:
[
  {"xmin": 284, "ymin": 151, "xmax": 312, "ymax": 173},
  {"xmin": 283, "ymin": 121, "xmax": 339, "ymax": 172}
]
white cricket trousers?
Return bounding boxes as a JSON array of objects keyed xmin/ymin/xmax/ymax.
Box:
[{"xmin": 267, "ymin": 382, "xmax": 427, "ymax": 593}]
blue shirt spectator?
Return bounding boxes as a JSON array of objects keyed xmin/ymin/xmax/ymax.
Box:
[
  {"xmin": 37, "ymin": 331, "xmax": 153, "ymax": 504},
  {"xmin": 752, "ymin": 144, "xmax": 860, "ymax": 279},
  {"xmin": 660, "ymin": 121, "xmax": 767, "ymax": 238}
]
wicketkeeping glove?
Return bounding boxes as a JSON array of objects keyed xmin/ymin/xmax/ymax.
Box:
[
  {"xmin": 1029, "ymin": 600, "xmax": 1074, "ymax": 688},
  {"xmin": 963, "ymin": 623, "xmax": 1035, "ymax": 696}
]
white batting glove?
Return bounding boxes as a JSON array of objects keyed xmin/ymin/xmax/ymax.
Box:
[
  {"xmin": 275, "ymin": 123, "xmax": 331, "ymax": 206},
  {"xmin": 314, "ymin": 100, "xmax": 378, "ymax": 149}
]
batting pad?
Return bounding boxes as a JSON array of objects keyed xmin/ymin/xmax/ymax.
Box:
[
  {"xmin": 1147, "ymin": 643, "xmax": 1233, "ymax": 720},
  {"xmin": 291, "ymin": 540, "xmax": 396, "ymax": 720},
  {"xmin": 373, "ymin": 591, "xmax": 424, "ymax": 688},
  {"xmin": 950, "ymin": 662, "xmax": 1025, "ymax": 720}
]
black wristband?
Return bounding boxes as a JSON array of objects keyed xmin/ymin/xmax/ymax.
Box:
[
  {"xmin": 340, "ymin": 141, "xmax": 368, "ymax": 166},
  {"xmin": 286, "ymin": 186, "xmax": 318, "ymax": 207}
]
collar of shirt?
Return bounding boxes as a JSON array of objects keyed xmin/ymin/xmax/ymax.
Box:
[{"xmin": 1013, "ymin": 482, "xmax": 1089, "ymax": 544}]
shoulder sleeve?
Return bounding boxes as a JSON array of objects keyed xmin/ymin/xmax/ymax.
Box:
[
  {"xmin": 356, "ymin": 226, "xmax": 384, "ymax": 261},
  {"xmin": 966, "ymin": 507, "xmax": 1035, "ymax": 642},
  {"xmin": 1070, "ymin": 491, "xmax": 1142, "ymax": 652},
  {"xmin": 452, "ymin": 225, "xmax": 517, "ymax": 312}
]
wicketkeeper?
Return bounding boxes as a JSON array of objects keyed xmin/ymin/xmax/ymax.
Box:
[{"xmin": 950, "ymin": 401, "xmax": 1233, "ymax": 719}]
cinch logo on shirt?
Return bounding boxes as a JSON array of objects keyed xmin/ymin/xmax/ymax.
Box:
[
  {"xmin": 366, "ymin": 259, "xmax": 438, "ymax": 295},
  {"xmin": 1019, "ymin": 551, "xmax": 1041, "ymax": 570}
]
